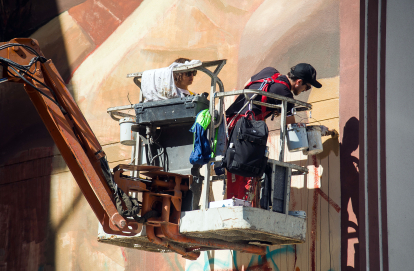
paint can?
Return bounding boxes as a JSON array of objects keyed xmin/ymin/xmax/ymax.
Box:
[
  {"xmin": 119, "ymin": 117, "xmax": 137, "ymax": 146},
  {"xmin": 303, "ymin": 125, "xmax": 323, "ymax": 155},
  {"xmin": 286, "ymin": 123, "xmax": 308, "ymax": 152}
]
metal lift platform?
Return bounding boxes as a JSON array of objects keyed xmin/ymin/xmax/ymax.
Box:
[
  {"xmin": 100, "ymin": 60, "xmax": 311, "ymax": 254},
  {"xmin": 98, "ymin": 205, "xmax": 306, "ymax": 252}
]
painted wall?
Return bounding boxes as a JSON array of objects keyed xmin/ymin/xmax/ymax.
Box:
[
  {"xmin": 0, "ymin": 0, "xmax": 341, "ymax": 270},
  {"xmin": 338, "ymin": 0, "xmax": 360, "ymax": 270},
  {"xmin": 385, "ymin": 0, "xmax": 414, "ymax": 269}
]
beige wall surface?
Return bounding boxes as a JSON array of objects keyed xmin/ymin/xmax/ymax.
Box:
[{"xmin": 0, "ymin": 0, "xmax": 340, "ymax": 270}]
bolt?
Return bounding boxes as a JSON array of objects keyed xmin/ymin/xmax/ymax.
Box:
[
  {"xmin": 120, "ymin": 220, "xmax": 126, "ymax": 228},
  {"xmin": 111, "ymin": 213, "xmax": 126, "ymax": 229}
]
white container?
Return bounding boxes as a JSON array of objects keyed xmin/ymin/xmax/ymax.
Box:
[
  {"xmin": 286, "ymin": 123, "xmax": 308, "ymax": 152},
  {"xmin": 303, "ymin": 125, "xmax": 323, "ymax": 155},
  {"xmin": 209, "ymin": 198, "xmax": 251, "ymax": 208},
  {"xmin": 119, "ymin": 117, "xmax": 137, "ymax": 146}
]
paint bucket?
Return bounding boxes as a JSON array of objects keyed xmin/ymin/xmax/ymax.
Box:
[
  {"xmin": 119, "ymin": 117, "xmax": 137, "ymax": 146},
  {"xmin": 288, "ymin": 211, "xmax": 306, "ymax": 219},
  {"xmin": 286, "ymin": 123, "xmax": 308, "ymax": 152},
  {"xmin": 303, "ymin": 125, "xmax": 323, "ymax": 155}
]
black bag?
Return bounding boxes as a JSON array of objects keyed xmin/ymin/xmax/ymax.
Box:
[
  {"xmin": 222, "ymin": 113, "xmax": 268, "ymax": 177},
  {"xmin": 260, "ymin": 164, "xmax": 272, "ymax": 209}
]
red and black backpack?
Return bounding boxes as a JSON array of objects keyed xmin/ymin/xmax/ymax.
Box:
[
  {"xmin": 244, "ymin": 72, "xmax": 291, "ymax": 120},
  {"xmin": 222, "ymin": 73, "xmax": 291, "ymax": 177}
]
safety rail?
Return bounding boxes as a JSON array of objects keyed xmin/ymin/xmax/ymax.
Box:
[
  {"xmin": 111, "ymin": 60, "xmax": 228, "ymax": 213},
  {"xmin": 201, "ymin": 88, "xmax": 312, "ymax": 210},
  {"xmin": 110, "ymin": 60, "xmax": 312, "ymax": 212},
  {"xmin": 109, "ymin": 60, "xmax": 227, "ymax": 125},
  {"xmin": 126, "ymin": 59, "xmax": 226, "ymax": 120},
  {"xmin": 107, "ymin": 104, "xmax": 135, "ymax": 121},
  {"xmin": 102, "ymin": 60, "xmax": 311, "ymax": 254}
]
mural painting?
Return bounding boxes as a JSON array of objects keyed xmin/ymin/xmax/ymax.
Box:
[{"xmin": 0, "ymin": 0, "xmax": 342, "ymax": 270}]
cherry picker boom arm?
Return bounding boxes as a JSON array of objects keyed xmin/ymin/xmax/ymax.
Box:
[
  {"xmin": 0, "ymin": 38, "xmax": 141, "ymax": 236},
  {"xmin": 0, "ymin": 39, "xmax": 271, "ymax": 260}
]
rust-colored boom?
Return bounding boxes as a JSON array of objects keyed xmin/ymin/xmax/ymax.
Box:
[
  {"xmin": 0, "ymin": 38, "xmax": 140, "ymax": 236},
  {"xmin": 0, "ymin": 38, "xmax": 270, "ymax": 260}
]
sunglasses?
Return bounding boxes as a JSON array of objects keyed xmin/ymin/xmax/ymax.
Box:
[{"xmin": 183, "ymin": 70, "xmax": 197, "ymax": 77}]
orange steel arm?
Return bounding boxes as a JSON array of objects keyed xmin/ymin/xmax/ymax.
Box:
[
  {"xmin": 0, "ymin": 38, "xmax": 140, "ymax": 236},
  {"xmin": 0, "ymin": 39, "xmax": 269, "ymax": 261}
]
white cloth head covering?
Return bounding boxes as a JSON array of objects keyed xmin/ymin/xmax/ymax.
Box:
[{"xmin": 141, "ymin": 60, "xmax": 201, "ymax": 102}]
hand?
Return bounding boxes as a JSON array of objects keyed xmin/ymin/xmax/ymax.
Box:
[{"xmin": 320, "ymin": 125, "xmax": 330, "ymax": 136}]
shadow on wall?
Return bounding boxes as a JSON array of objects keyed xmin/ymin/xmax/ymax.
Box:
[
  {"xmin": 0, "ymin": 0, "xmax": 81, "ymax": 165},
  {"xmin": 340, "ymin": 117, "xmax": 360, "ymax": 271},
  {"xmin": 0, "ymin": 0, "xmax": 79, "ymax": 270}
]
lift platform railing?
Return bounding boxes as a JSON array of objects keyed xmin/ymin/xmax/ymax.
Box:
[
  {"xmin": 101, "ymin": 60, "xmax": 314, "ymax": 255},
  {"xmin": 214, "ymin": 89, "xmax": 312, "ymax": 162},
  {"xmin": 202, "ymin": 88, "xmax": 312, "ymax": 210},
  {"xmin": 109, "ymin": 60, "xmax": 229, "ymax": 210},
  {"xmin": 126, "ymin": 59, "xmax": 226, "ymax": 126},
  {"xmin": 110, "ymin": 60, "xmax": 313, "ymax": 212},
  {"xmin": 108, "ymin": 60, "xmax": 226, "ymax": 120}
]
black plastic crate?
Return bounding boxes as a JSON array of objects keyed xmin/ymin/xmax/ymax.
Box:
[{"xmin": 134, "ymin": 95, "xmax": 209, "ymax": 126}]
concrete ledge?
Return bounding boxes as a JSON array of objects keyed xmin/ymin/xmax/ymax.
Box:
[{"xmin": 180, "ymin": 206, "xmax": 306, "ymax": 245}]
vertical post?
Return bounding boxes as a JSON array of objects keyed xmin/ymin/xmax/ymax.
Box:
[
  {"xmin": 279, "ymin": 100, "xmax": 287, "ymax": 162},
  {"xmin": 133, "ymin": 85, "xmax": 144, "ymax": 177},
  {"xmin": 270, "ymin": 161, "xmax": 276, "ymax": 209},
  {"xmin": 133, "ymin": 135, "xmax": 142, "ymax": 177},
  {"xmin": 130, "ymin": 146, "xmax": 136, "ymax": 178},
  {"xmin": 202, "ymin": 166, "xmax": 210, "ymax": 210},
  {"xmin": 283, "ymin": 167, "xmax": 292, "ymax": 214},
  {"xmin": 202, "ymin": 76, "xmax": 217, "ymax": 210}
]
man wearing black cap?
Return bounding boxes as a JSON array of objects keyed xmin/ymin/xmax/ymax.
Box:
[
  {"xmin": 226, "ymin": 63, "xmax": 322, "ymax": 124},
  {"xmin": 224, "ymin": 63, "xmax": 322, "ymax": 201}
]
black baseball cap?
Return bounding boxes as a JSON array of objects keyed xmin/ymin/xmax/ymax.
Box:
[{"xmin": 291, "ymin": 63, "xmax": 322, "ymax": 88}]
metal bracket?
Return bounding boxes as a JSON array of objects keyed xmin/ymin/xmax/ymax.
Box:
[
  {"xmin": 135, "ymin": 105, "xmax": 144, "ymax": 114},
  {"xmin": 184, "ymin": 100, "xmax": 195, "ymax": 108}
]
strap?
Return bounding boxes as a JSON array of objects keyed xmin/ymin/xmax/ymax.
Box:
[
  {"xmin": 230, "ymin": 160, "xmax": 261, "ymax": 175},
  {"xmin": 134, "ymin": 210, "xmax": 160, "ymax": 224},
  {"xmin": 211, "ymin": 127, "xmax": 219, "ymax": 158},
  {"xmin": 259, "ymin": 74, "xmax": 278, "ymax": 116},
  {"xmin": 238, "ymin": 133, "xmax": 267, "ymax": 145},
  {"xmin": 245, "ymin": 73, "xmax": 291, "ymax": 119},
  {"xmin": 245, "ymin": 110, "xmax": 256, "ymax": 120},
  {"xmin": 99, "ymin": 157, "xmax": 142, "ymax": 218},
  {"xmin": 261, "ymin": 75, "xmax": 290, "ymax": 116}
]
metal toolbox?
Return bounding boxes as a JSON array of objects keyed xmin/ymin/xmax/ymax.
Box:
[{"xmin": 134, "ymin": 95, "xmax": 209, "ymax": 126}]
